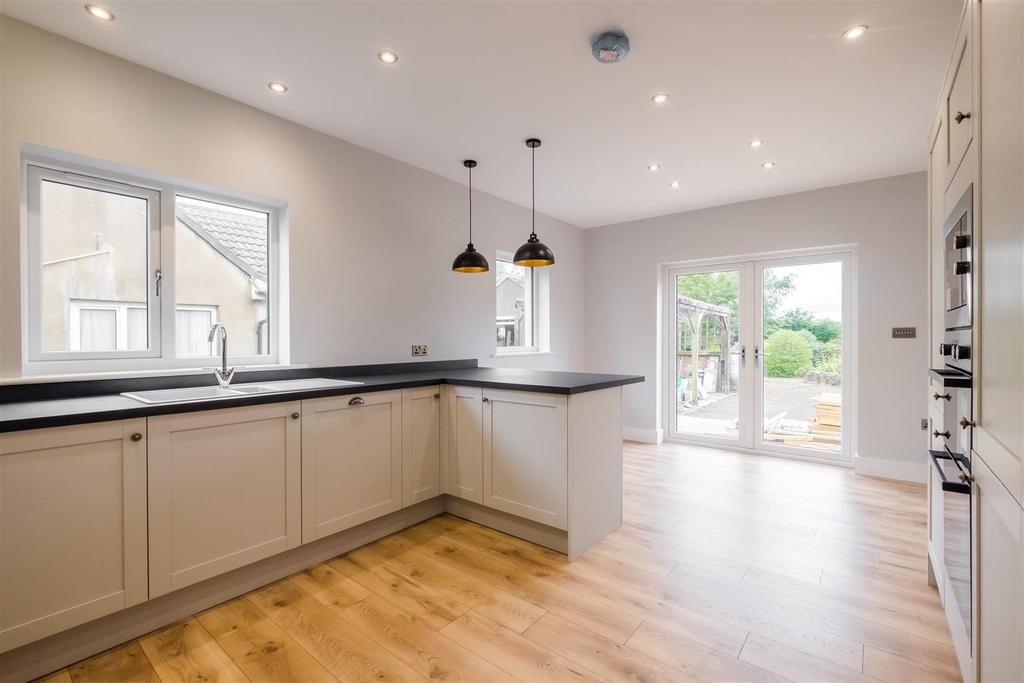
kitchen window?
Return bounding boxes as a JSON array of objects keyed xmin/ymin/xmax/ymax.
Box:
[
  {"xmin": 23, "ymin": 153, "xmax": 285, "ymax": 375},
  {"xmin": 495, "ymin": 251, "xmax": 549, "ymax": 354}
]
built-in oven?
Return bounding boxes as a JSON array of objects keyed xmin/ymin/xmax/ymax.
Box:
[
  {"xmin": 929, "ymin": 181, "xmax": 974, "ymax": 651},
  {"xmin": 944, "ymin": 185, "xmax": 973, "ymax": 333}
]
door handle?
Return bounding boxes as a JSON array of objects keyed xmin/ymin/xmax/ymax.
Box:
[
  {"xmin": 933, "ymin": 429, "xmax": 951, "ymax": 439},
  {"xmin": 348, "ymin": 396, "xmax": 365, "ymax": 406},
  {"xmin": 954, "ymin": 111, "xmax": 971, "ymax": 124},
  {"xmin": 753, "ymin": 346, "xmax": 762, "ymax": 368},
  {"xmin": 482, "ymin": 397, "xmax": 490, "ymax": 403},
  {"xmin": 933, "ymin": 392, "xmax": 952, "ymax": 402},
  {"xmin": 739, "ymin": 346, "xmax": 746, "ymax": 368}
]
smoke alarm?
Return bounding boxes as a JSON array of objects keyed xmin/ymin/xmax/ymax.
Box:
[{"xmin": 592, "ymin": 31, "xmax": 630, "ymax": 64}]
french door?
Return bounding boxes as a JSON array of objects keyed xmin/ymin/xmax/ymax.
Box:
[{"xmin": 666, "ymin": 251, "xmax": 852, "ymax": 462}]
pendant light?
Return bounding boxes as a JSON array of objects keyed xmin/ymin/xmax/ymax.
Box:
[
  {"xmin": 452, "ymin": 159, "xmax": 489, "ymax": 273},
  {"xmin": 513, "ymin": 138, "xmax": 555, "ymax": 267}
]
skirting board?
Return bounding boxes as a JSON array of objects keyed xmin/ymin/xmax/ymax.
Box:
[
  {"xmin": 623, "ymin": 426, "xmax": 664, "ymax": 443},
  {"xmin": 853, "ymin": 454, "xmax": 927, "ymax": 484},
  {"xmin": 0, "ymin": 498, "xmax": 444, "ymax": 683}
]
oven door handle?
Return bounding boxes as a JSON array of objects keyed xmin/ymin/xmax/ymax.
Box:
[{"xmin": 928, "ymin": 449, "xmax": 971, "ymax": 494}]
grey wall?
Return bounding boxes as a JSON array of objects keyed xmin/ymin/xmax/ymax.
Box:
[
  {"xmin": 0, "ymin": 17, "xmax": 585, "ymax": 378},
  {"xmin": 584, "ymin": 172, "xmax": 928, "ymax": 465}
]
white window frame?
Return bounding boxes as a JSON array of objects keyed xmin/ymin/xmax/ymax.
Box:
[
  {"xmin": 21, "ymin": 147, "xmax": 288, "ymax": 376},
  {"xmin": 494, "ymin": 250, "xmax": 550, "ymax": 355}
]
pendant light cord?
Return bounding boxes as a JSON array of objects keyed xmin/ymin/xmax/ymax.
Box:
[
  {"xmin": 531, "ymin": 145, "xmax": 536, "ymax": 238},
  {"xmin": 468, "ymin": 164, "xmax": 473, "ymax": 244}
]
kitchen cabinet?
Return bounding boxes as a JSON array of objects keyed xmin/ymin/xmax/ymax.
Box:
[
  {"xmin": 301, "ymin": 390, "xmax": 402, "ymax": 542},
  {"xmin": 482, "ymin": 388, "xmax": 568, "ymax": 530},
  {"xmin": 0, "ymin": 420, "xmax": 148, "ymax": 653},
  {"xmin": 443, "ymin": 384, "xmax": 484, "ymax": 503},
  {"xmin": 945, "ymin": 8, "xmax": 974, "ymax": 189},
  {"xmin": 148, "ymin": 403, "xmax": 301, "ymax": 597},
  {"xmin": 402, "ymin": 386, "xmax": 442, "ymax": 506},
  {"xmin": 974, "ymin": 454, "xmax": 1024, "ymax": 683},
  {"xmin": 976, "ymin": 0, "xmax": 1024, "ymax": 508}
]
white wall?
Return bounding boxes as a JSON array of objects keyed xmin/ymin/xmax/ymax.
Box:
[
  {"xmin": 585, "ymin": 172, "xmax": 928, "ymax": 468},
  {"xmin": 0, "ymin": 17, "xmax": 585, "ymax": 378}
]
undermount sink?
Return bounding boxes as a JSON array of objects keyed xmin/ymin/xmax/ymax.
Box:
[{"xmin": 121, "ymin": 377, "xmax": 364, "ymax": 405}]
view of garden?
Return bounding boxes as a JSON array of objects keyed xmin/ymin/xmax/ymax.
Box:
[{"xmin": 675, "ymin": 262, "xmax": 843, "ymax": 452}]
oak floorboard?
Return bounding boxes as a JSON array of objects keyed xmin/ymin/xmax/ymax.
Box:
[
  {"xmin": 137, "ymin": 618, "xmax": 248, "ymax": 683},
  {"xmin": 340, "ymin": 595, "xmax": 515, "ymax": 682},
  {"xmin": 67, "ymin": 641, "xmax": 161, "ymax": 683},
  {"xmin": 522, "ymin": 611, "xmax": 695, "ymax": 682},
  {"xmin": 439, "ymin": 611, "xmax": 599, "ymax": 682},
  {"xmin": 216, "ymin": 618, "xmax": 337, "ymax": 683}
]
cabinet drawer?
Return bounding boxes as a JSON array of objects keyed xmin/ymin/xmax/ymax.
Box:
[{"xmin": 945, "ymin": 20, "xmax": 974, "ymax": 186}]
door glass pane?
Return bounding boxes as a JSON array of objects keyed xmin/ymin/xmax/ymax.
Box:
[
  {"xmin": 674, "ymin": 270, "xmax": 741, "ymax": 439},
  {"xmin": 761, "ymin": 261, "xmax": 843, "ymax": 453},
  {"xmin": 39, "ymin": 180, "xmax": 149, "ymax": 352},
  {"xmin": 175, "ymin": 196, "xmax": 270, "ymax": 357}
]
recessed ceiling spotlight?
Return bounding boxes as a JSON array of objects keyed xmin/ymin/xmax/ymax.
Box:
[
  {"xmin": 762, "ymin": 161, "xmax": 776, "ymax": 169},
  {"xmin": 267, "ymin": 81, "xmax": 288, "ymax": 93},
  {"xmin": 651, "ymin": 93, "xmax": 670, "ymax": 105},
  {"xmin": 842, "ymin": 25, "xmax": 869, "ymax": 40},
  {"xmin": 669, "ymin": 180, "xmax": 681, "ymax": 189},
  {"xmin": 749, "ymin": 139, "xmax": 764, "ymax": 148},
  {"xmin": 84, "ymin": 4, "xmax": 115, "ymax": 21},
  {"xmin": 648, "ymin": 163, "xmax": 660, "ymax": 172},
  {"xmin": 377, "ymin": 50, "xmax": 399, "ymax": 65}
]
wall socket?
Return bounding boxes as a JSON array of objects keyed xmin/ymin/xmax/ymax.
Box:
[{"xmin": 411, "ymin": 345, "xmax": 428, "ymax": 357}]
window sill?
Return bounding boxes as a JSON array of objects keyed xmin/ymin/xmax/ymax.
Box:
[
  {"xmin": 490, "ymin": 350, "xmax": 554, "ymax": 358},
  {"xmin": 5, "ymin": 363, "xmax": 307, "ymax": 385}
]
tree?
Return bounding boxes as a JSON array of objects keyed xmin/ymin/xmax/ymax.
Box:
[
  {"xmin": 763, "ymin": 329, "xmax": 813, "ymax": 378},
  {"xmin": 677, "ymin": 271, "xmax": 795, "ymax": 345}
]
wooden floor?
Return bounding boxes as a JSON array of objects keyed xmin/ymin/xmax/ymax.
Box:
[{"xmin": 39, "ymin": 441, "xmax": 960, "ymax": 683}]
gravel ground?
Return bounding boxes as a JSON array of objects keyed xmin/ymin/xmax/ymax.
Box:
[{"xmin": 681, "ymin": 377, "xmax": 842, "ymax": 423}]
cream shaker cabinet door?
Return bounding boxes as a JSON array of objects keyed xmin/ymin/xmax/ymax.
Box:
[
  {"xmin": 148, "ymin": 403, "xmax": 302, "ymax": 597},
  {"xmin": 0, "ymin": 420, "xmax": 148, "ymax": 653},
  {"xmin": 977, "ymin": 0, "xmax": 1024, "ymax": 507},
  {"xmin": 442, "ymin": 385, "xmax": 484, "ymax": 503},
  {"xmin": 402, "ymin": 386, "xmax": 441, "ymax": 507},
  {"xmin": 974, "ymin": 455, "xmax": 1024, "ymax": 683},
  {"xmin": 945, "ymin": 15, "xmax": 974, "ymax": 188},
  {"xmin": 482, "ymin": 389, "xmax": 568, "ymax": 530},
  {"xmin": 302, "ymin": 391, "xmax": 402, "ymax": 542}
]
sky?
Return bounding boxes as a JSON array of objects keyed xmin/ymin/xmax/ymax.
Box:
[{"xmin": 769, "ymin": 261, "xmax": 843, "ymax": 321}]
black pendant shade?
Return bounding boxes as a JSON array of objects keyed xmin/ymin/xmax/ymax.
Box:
[
  {"xmin": 452, "ymin": 159, "xmax": 489, "ymax": 273},
  {"xmin": 513, "ymin": 138, "xmax": 554, "ymax": 267}
]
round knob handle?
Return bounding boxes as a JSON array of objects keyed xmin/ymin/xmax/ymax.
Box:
[
  {"xmin": 130, "ymin": 432, "xmax": 143, "ymax": 442},
  {"xmin": 482, "ymin": 397, "xmax": 490, "ymax": 403},
  {"xmin": 434, "ymin": 393, "xmax": 441, "ymax": 399},
  {"xmin": 933, "ymin": 392, "xmax": 952, "ymax": 401},
  {"xmin": 349, "ymin": 396, "xmax": 365, "ymax": 406},
  {"xmin": 933, "ymin": 430, "xmax": 951, "ymax": 439},
  {"xmin": 291, "ymin": 412, "xmax": 300, "ymax": 420},
  {"xmin": 959, "ymin": 417, "xmax": 976, "ymax": 429},
  {"xmin": 958, "ymin": 471, "xmax": 975, "ymax": 484},
  {"xmin": 955, "ymin": 111, "xmax": 971, "ymax": 124}
]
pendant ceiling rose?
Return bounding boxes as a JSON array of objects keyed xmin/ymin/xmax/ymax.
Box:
[
  {"xmin": 513, "ymin": 138, "xmax": 555, "ymax": 268},
  {"xmin": 452, "ymin": 159, "xmax": 489, "ymax": 273}
]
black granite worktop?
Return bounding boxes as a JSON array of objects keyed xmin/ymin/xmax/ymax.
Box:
[{"xmin": 0, "ymin": 360, "xmax": 644, "ymax": 433}]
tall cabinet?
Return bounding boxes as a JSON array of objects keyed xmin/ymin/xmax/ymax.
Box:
[{"xmin": 928, "ymin": 1, "xmax": 1024, "ymax": 681}]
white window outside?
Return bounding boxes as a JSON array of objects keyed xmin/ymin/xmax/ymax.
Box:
[
  {"xmin": 494, "ymin": 251, "xmax": 549, "ymax": 355},
  {"xmin": 23, "ymin": 152, "xmax": 285, "ymax": 375}
]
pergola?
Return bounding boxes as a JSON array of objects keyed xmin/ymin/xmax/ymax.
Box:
[{"xmin": 677, "ymin": 296, "xmax": 732, "ymax": 403}]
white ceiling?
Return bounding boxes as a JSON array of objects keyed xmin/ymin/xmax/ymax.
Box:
[{"xmin": 1, "ymin": 1, "xmax": 960, "ymax": 228}]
